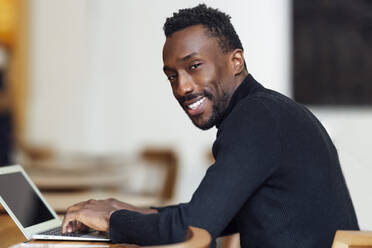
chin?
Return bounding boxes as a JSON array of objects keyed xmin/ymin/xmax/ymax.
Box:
[
  {"xmin": 191, "ymin": 115, "xmax": 216, "ymax": 130},
  {"xmin": 196, "ymin": 123, "xmax": 215, "ymax": 130}
]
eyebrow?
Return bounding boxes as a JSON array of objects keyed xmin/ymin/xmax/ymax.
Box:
[
  {"xmin": 163, "ymin": 65, "xmax": 171, "ymax": 72},
  {"xmin": 180, "ymin": 52, "xmax": 198, "ymax": 62},
  {"xmin": 163, "ymin": 52, "xmax": 199, "ymax": 72}
]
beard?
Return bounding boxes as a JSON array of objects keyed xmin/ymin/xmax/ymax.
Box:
[
  {"xmin": 179, "ymin": 88, "xmax": 229, "ymax": 130},
  {"xmin": 191, "ymin": 97, "xmax": 225, "ymax": 130}
]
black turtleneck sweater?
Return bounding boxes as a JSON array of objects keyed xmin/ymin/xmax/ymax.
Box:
[{"xmin": 109, "ymin": 74, "xmax": 359, "ymax": 247}]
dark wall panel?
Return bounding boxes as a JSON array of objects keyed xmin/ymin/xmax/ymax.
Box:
[{"xmin": 293, "ymin": 0, "xmax": 372, "ymax": 105}]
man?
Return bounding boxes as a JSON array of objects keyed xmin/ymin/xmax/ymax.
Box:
[{"xmin": 62, "ymin": 4, "xmax": 359, "ymax": 247}]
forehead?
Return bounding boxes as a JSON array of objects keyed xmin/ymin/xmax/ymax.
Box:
[{"xmin": 162, "ymin": 25, "xmax": 222, "ymax": 63}]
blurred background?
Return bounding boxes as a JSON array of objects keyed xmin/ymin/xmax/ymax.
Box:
[{"xmin": 0, "ymin": 0, "xmax": 371, "ymax": 239}]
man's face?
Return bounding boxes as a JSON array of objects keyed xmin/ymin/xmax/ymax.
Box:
[{"xmin": 162, "ymin": 25, "xmax": 236, "ymax": 130}]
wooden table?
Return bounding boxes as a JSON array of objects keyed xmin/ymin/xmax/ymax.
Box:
[
  {"xmin": 0, "ymin": 214, "xmax": 26, "ymax": 248},
  {"xmin": 25, "ymin": 163, "xmax": 128, "ymax": 191},
  {"xmin": 0, "ymin": 215, "xmax": 138, "ymax": 248},
  {"xmin": 0, "ymin": 215, "xmax": 211, "ymax": 248},
  {"xmin": 0, "ymin": 160, "xmax": 173, "ymax": 247},
  {"xmin": 0, "ymin": 191, "xmax": 166, "ymax": 247}
]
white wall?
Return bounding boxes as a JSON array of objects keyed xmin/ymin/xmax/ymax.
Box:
[{"xmin": 27, "ymin": 0, "xmax": 371, "ymax": 229}]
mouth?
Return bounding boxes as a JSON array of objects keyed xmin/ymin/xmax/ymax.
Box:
[{"xmin": 185, "ymin": 96, "xmax": 207, "ymax": 116}]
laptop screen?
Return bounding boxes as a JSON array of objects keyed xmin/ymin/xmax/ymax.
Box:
[{"xmin": 0, "ymin": 172, "xmax": 54, "ymax": 227}]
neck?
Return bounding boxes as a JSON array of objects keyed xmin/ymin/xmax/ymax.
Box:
[
  {"xmin": 231, "ymin": 69, "xmax": 249, "ymax": 96},
  {"xmin": 221, "ymin": 70, "xmax": 249, "ymax": 115}
]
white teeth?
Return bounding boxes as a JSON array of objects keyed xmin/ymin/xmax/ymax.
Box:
[{"xmin": 188, "ymin": 97, "xmax": 206, "ymax": 110}]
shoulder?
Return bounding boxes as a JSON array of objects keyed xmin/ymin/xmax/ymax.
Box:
[
  {"xmin": 212, "ymin": 91, "xmax": 282, "ymax": 166},
  {"xmin": 215, "ymin": 92, "xmax": 281, "ymax": 147},
  {"xmin": 220, "ymin": 87, "xmax": 307, "ymax": 131},
  {"xmin": 219, "ymin": 93, "xmax": 278, "ymax": 132}
]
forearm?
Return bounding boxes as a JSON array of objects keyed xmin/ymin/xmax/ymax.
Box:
[{"xmin": 109, "ymin": 208, "xmax": 187, "ymax": 245}]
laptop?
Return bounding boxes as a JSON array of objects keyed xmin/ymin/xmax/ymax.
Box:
[{"xmin": 0, "ymin": 165, "xmax": 110, "ymax": 241}]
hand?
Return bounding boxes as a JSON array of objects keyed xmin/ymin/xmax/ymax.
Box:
[
  {"xmin": 62, "ymin": 198, "xmax": 116, "ymax": 233},
  {"xmin": 61, "ymin": 198, "xmax": 157, "ymax": 233}
]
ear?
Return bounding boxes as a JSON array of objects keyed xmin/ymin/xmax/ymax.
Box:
[{"xmin": 230, "ymin": 49, "xmax": 245, "ymax": 76}]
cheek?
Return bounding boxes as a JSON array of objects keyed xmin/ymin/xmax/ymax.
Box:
[
  {"xmin": 202, "ymin": 64, "xmax": 217, "ymax": 79},
  {"xmin": 194, "ymin": 65, "xmax": 218, "ymax": 88},
  {"xmin": 209, "ymin": 81, "xmax": 224, "ymax": 103}
]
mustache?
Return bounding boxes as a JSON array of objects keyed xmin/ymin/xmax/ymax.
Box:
[{"xmin": 178, "ymin": 91, "xmax": 213, "ymax": 105}]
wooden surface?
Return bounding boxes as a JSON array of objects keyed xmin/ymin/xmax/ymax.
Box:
[
  {"xmin": 29, "ymin": 172, "xmax": 127, "ymax": 190},
  {"xmin": 0, "ymin": 214, "xmax": 136, "ymax": 248},
  {"xmin": 140, "ymin": 148, "xmax": 178, "ymax": 200},
  {"xmin": 43, "ymin": 190, "xmax": 163, "ymax": 213},
  {"xmin": 332, "ymin": 230, "xmax": 372, "ymax": 248},
  {"xmin": 19, "ymin": 162, "xmax": 169, "ymax": 213},
  {"xmin": 25, "ymin": 163, "xmax": 128, "ymax": 191},
  {"xmin": 25, "ymin": 240, "xmax": 138, "ymax": 248},
  {"xmin": 220, "ymin": 233, "xmax": 240, "ymax": 248},
  {"xmin": 143, "ymin": 227, "xmax": 211, "ymax": 248},
  {"xmin": 1, "ymin": 214, "xmax": 211, "ymax": 248},
  {"xmin": 0, "ymin": 214, "xmax": 27, "ymax": 248},
  {"xmin": 23, "ymin": 158, "xmax": 170, "ymax": 197}
]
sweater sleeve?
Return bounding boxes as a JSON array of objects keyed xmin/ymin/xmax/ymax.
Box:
[
  {"xmin": 220, "ymin": 218, "xmax": 238, "ymax": 236},
  {"xmin": 109, "ymin": 98, "xmax": 281, "ymax": 245},
  {"xmin": 151, "ymin": 204, "xmax": 237, "ymax": 236}
]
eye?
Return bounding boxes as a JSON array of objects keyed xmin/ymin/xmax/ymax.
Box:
[
  {"xmin": 189, "ymin": 63, "xmax": 202, "ymax": 71},
  {"xmin": 167, "ymin": 74, "xmax": 177, "ymax": 82}
]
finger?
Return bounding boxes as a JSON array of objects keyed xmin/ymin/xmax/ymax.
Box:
[
  {"xmin": 63, "ymin": 209, "xmax": 94, "ymax": 233},
  {"xmin": 72, "ymin": 220, "xmax": 77, "ymax": 232},
  {"xmin": 62, "ymin": 201, "xmax": 89, "ymax": 233},
  {"xmin": 62, "ymin": 220, "xmax": 73, "ymax": 233},
  {"xmin": 66, "ymin": 219, "xmax": 79, "ymax": 233},
  {"xmin": 67, "ymin": 222, "xmax": 75, "ymax": 233},
  {"xmin": 62, "ymin": 211, "xmax": 79, "ymax": 233},
  {"xmin": 77, "ymin": 221, "xmax": 89, "ymax": 232}
]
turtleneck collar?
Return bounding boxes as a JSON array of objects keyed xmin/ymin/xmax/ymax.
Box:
[{"xmin": 215, "ymin": 74, "xmax": 264, "ymax": 129}]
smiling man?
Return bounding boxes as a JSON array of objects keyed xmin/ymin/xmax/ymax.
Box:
[
  {"xmin": 162, "ymin": 23, "xmax": 245, "ymax": 130},
  {"xmin": 62, "ymin": 4, "xmax": 359, "ymax": 247}
]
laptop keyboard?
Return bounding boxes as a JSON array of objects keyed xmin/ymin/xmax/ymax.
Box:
[{"xmin": 39, "ymin": 226, "xmax": 91, "ymax": 237}]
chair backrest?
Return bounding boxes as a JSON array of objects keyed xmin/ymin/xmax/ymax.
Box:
[
  {"xmin": 332, "ymin": 230, "xmax": 372, "ymax": 248},
  {"xmin": 143, "ymin": 226, "xmax": 211, "ymax": 248},
  {"xmin": 141, "ymin": 148, "xmax": 178, "ymax": 200}
]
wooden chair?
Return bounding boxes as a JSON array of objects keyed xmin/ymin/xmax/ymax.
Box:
[
  {"xmin": 332, "ymin": 230, "xmax": 372, "ymax": 248},
  {"xmin": 142, "ymin": 226, "xmax": 211, "ymax": 248},
  {"xmin": 219, "ymin": 233, "xmax": 240, "ymax": 248},
  {"xmin": 141, "ymin": 148, "xmax": 178, "ymax": 201}
]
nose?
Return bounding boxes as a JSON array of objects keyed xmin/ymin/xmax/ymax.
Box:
[{"xmin": 175, "ymin": 72, "xmax": 195, "ymax": 97}]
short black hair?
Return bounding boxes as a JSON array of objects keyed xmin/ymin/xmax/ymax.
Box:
[{"xmin": 163, "ymin": 4, "xmax": 243, "ymax": 53}]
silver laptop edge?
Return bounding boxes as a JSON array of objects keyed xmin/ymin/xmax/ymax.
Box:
[{"xmin": 0, "ymin": 165, "xmax": 110, "ymax": 241}]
